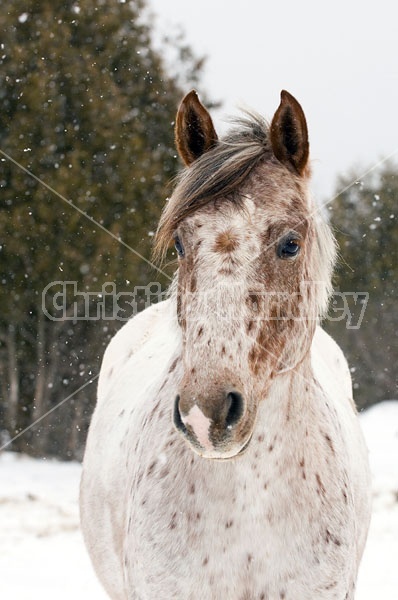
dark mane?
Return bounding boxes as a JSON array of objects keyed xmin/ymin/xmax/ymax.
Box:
[{"xmin": 154, "ymin": 112, "xmax": 272, "ymax": 261}]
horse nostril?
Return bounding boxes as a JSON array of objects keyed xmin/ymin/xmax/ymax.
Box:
[
  {"xmin": 225, "ymin": 391, "xmax": 244, "ymax": 427},
  {"xmin": 173, "ymin": 395, "xmax": 187, "ymax": 434}
]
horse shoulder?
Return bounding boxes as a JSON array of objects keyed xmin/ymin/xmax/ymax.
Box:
[
  {"xmin": 97, "ymin": 299, "xmax": 172, "ymax": 401},
  {"xmin": 311, "ymin": 325, "xmax": 372, "ymax": 563},
  {"xmin": 81, "ymin": 299, "xmax": 175, "ymax": 598},
  {"xmin": 311, "ymin": 325, "xmax": 354, "ymax": 409}
]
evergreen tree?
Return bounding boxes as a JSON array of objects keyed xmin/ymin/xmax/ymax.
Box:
[
  {"xmin": 325, "ymin": 162, "xmax": 398, "ymax": 409},
  {"xmin": 0, "ymin": 0, "xmax": 205, "ymax": 457}
]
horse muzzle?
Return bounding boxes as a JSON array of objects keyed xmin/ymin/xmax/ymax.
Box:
[{"xmin": 173, "ymin": 389, "xmax": 254, "ymax": 459}]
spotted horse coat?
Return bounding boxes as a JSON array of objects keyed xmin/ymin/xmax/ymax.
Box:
[{"xmin": 80, "ymin": 90, "xmax": 371, "ymax": 600}]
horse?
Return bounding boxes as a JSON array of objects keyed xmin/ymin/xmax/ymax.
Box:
[{"xmin": 80, "ymin": 90, "xmax": 371, "ymax": 599}]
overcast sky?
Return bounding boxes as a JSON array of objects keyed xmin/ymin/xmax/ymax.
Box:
[{"xmin": 149, "ymin": 0, "xmax": 398, "ymax": 201}]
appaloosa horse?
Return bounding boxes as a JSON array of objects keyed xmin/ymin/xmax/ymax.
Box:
[{"xmin": 80, "ymin": 90, "xmax": 371, "ymax": 599}]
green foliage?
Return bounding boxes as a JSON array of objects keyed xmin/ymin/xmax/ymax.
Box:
[
  {"xmin": 325, "ymin": 162, "xmax": 398, "ymax": 409},
  {"xmin": 0, "ymin": 0, "xmax": 205, "ymax": 457}
]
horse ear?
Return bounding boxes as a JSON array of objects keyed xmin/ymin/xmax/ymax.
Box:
[
  {"xmin": 175, "ymin": 90, "xmax": 218, "ymax": 166},
  {"xmin": 270, "ymin": 90, "xmax": 309, "ymax": 176}
]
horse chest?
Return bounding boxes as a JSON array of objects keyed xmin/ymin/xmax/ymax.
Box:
[{"xmin": 122, "ymin": 405, "xmax": 354, "ymax": 600}]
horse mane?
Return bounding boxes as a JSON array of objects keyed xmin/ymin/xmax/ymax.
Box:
[{"xmin": 153, "ymin": 112, "xmax": 273, "ymax": 262}]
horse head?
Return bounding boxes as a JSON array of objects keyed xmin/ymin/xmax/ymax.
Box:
[{"xmin": 155, "ymin": 91, "xmax": 335, "ymax": 459}]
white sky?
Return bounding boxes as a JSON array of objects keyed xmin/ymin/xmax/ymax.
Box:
[{"xmin": 149, "ymin": 0, "xmax": 398, "ymax": 200}]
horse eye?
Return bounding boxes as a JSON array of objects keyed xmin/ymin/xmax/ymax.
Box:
[
  {"xmin": 174, "ymin": 236, "xmax": 185, "ymax": 258},
  {"xmin": 277, "ymin": 236, "xmax": 301, "ymax": 259}
]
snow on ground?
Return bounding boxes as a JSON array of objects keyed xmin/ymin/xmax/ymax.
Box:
[
  {"xmin": 0, "ymin": 454, "xmax": 107, "ymax": 599},
  {"xmin": 356, "ymin": 401, "xmax": 398, "ymax": 599},
  {"xmin": 0, "ymin": 401, "xmax": 397, "ymax": 599}
]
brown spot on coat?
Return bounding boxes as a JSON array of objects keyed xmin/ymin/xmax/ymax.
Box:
[
  {"xmin": 248, "ymin": 329, "xmax": 273, "ymax": 374},
  {"xmin": 168, "ymin": 358, "xmax": 178, "ymax": 373},
  {"xmin": 149, "ymin": 399, "xmax": 161, "ymax": 419},
  {"xmin": 147, "ymin": 461, "xmax": 156, "ymax": 476},
  {"xmin": 159, "ymin": 378, "xmax": 168, "ymax": 392},
  {"xmin": 246, "ymin": 292, "xmax": 261, "ymax": 313},
  {"xmin": 325, "ymin": 528, "xmax": 342, "ymax": 546},
  {"xmin": 324, "ymin": 432, "xmax": 335, "ymax": 455},
  {"xmin": 316, "ymin": 473, "xmax": 326, "ymax": 496},
  {"xmin": 159, "ymin": 466, "xmax": 170, "ymax": 478},
  {"xmin": 190, "ymin": 274, "xmax": 197, "ymax": 293},
  {"xmin": 248, "ymin": 346, "xmax": 260, "ymax": 375},
  {"xmin": 218, "ymin": 266, "xmax": 233, "ymax": 276},
  {"xmin": 214, "ymin": 230, "xmax": 239, "ymax": 253},
  {"xmin": 176, "ymin": 293, "xmax": 185, "ymax": 329},
  {"xmin": 246, "ymin": 319, "xmax": 255, "ymax": 333},
  {"xmin": 169, "ymin": 512, "xmax": 177, "ymax": 529},
  {"xmin": 286, "ymin": 396, "xmax": 292, "ymax": 422}
]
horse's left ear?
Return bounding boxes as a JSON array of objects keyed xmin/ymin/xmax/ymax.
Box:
[
  {"xmin": 270, "ymin": 90, "xmax": 309, "ymax": 176},
  {"xmin": 175, "ymin": 90, "xmax": 218, "ymax": 166}
]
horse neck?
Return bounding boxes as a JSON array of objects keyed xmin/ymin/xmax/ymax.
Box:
[{"xmin": 259, "ymin": 352, "xmax": 317, "ymax": 434}]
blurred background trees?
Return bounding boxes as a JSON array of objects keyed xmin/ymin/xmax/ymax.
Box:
[
  {"xmin": 325, "ymin": 163, "xmax": 397, "ymax": 411},
  {"xmin": 0, "ymin": 0, "xmax": 205, "ymax": 458},
  {"xmin": 0, "ymin": 0, "xmax": 396, "ymax": 459}
]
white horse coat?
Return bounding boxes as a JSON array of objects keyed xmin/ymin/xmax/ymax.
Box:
[
  {"xmin": 80, "ymin": 90, "xmax": 371, "ymax": 600},
  {"xmin": 81, "ymin": 299, "xmax": 371, "ymax": 600}
]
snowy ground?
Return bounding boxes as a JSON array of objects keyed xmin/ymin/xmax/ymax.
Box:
[{"xmin": 1, "ymin": 402, "xmax": 397, "ymax": 599}]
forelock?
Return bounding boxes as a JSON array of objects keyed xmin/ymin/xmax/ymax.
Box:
[{"xmin": 153, "ymin": 112, "xmax": 273, "ymax": 262}]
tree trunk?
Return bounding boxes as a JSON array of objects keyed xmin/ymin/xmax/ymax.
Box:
[
  {"xmin": 30, "ymin": 311, "xmax": 48, "ymax": 455},
  {"xmin": 6, "ymin": 324, "xmax": 19, "ymax": 436}
]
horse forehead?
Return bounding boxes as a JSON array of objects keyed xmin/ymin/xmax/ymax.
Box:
[
  {"xmin": 189, "ymin": 196, "xmax": 261, "ymax": 239},
  {"xmin": 195, "ymin": 182, "xmax": 305, "ymax": 226},
  {"xmin": 189, "ymin": 195, "xmax": 297, "ymax": 253}
]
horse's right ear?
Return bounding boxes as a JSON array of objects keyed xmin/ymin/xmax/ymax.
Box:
[{"xmin": 175, "ymin": 90, "xmax": 218, "ymax": 166}]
